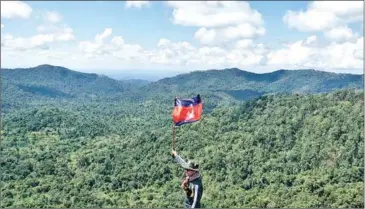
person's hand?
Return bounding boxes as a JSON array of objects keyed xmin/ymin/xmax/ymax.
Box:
[
  {"xmin": 171, "ymin": 150, "xmax": 177, "ymax": 157},
  {"xmin": 181, "ymin": 177, "xmax": 189, "ymax": 189}
]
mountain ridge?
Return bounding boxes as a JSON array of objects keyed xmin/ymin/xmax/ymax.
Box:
[{"xmin": 1, "ymin": 64, "xmax": 363, "ymax": 111}]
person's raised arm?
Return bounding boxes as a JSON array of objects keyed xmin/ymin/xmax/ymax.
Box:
[{"xmin": 172, "ymin": 150, "xmax": 189, "ymax": 168}]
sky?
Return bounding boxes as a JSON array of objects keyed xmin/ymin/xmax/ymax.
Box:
[{"xmin": 1, "ymin": 1, "xmax": 364, "ymax": 76}]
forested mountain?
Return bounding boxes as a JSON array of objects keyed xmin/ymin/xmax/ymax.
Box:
[
  {"xmin": 2, "ymin": 65, "xmax": 363, "ymax": 110},
  {"xmin": 0, "ymin": 64, "xmax": 364, "ymax": 208},
  {"xmin": 1, "ymin": 65, "xmax": 142, "ymax": 111},
  {"xmin": 144, "ymin": 68, "xmax": 363, "ymax": 99},
  {"xmin": 1, "ymin": 89, "xmax": 363, "ymax": 208}
]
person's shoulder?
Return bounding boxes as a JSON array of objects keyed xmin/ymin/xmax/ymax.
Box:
[{"xmin": 191, "ymin": 176, "xmax": 203, "ymax": 183}]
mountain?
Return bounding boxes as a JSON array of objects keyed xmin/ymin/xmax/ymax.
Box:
[
  {"xmin": 1, "ymin": 64, "xmax": 363, "ymax": 208},
  {"xmin": 2, "ymin": 64, "xmax": 133, "ymax": 97},
  {"xmin": 2, "ymin": 65, "xmax": 363, "ymax": 112},
  {"xmin": 1, "ymin": 65, "xmax": 143, "ymax": 111},
  {"xmin": 143, "ymin": 68, "xmax": 364, "ymax": 100}
]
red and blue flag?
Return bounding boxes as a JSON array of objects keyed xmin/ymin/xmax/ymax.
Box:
[{"xmin": 172, "ymin": 94, "xmax": 203, "ymax": 126}]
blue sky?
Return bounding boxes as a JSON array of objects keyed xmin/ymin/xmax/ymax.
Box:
[{"xmin": 1, "ymin": 1, "xmax": 363, "ymax": 76}]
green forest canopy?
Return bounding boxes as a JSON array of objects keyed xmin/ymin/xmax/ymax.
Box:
[{"xmin": 1, "ymin": 87, "xmax": 363, "ymax": 208}]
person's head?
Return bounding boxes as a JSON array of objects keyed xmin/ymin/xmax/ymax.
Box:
[
  {"xmin": 183, "ymin": 160, "xmax": 199, "ymax": 177},
  {"xmin": 185, "ymin": 168, "xmax": 197, "ymax": 177}
]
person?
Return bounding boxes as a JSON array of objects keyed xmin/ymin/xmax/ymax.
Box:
[{"xmin": 172, "ymin": 150, "xmax": 203, "ymax": 208}]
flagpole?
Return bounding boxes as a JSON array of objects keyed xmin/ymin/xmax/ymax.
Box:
[
  {"xmin": 172, "ymin": 96, "xmax": 177, "ymax": 151},
  {"xmin": 172, "ymin": 124, "xmax": 175, "ymax": 150}
]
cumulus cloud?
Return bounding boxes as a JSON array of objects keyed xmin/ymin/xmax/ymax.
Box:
[
  {"xmin": 324, "ymin": 26, "xmax": 358, "ymax": 43},
  {"xmin": 125, "ymin": 1, "xmax": 150, "ymax": 8},
  {"xmin": 147, "ymin": 39, "xmax": 197, "ymax": 65},
  {"xmin": 283, "ymin": 1, "xmax": 363, "ymax": 32},
  {"xmin": 35, "ymin": 11, "xmax": 75, "ymax": 42},
  {"xmin": 222, "ymin": 24, "xmax": 265, "ymax": 40},
  {"xmin": 95, "ymin": 28, "xmax": 112, "ymax": 43},
  {"xmin": 167, "ymin": 1, "xmax": 263, "ymax": 27},
  {"xmin": 305, "ymin": 35, "xmax": 317, "ymax": 45},
  {"xmin": 167, "ymin": 1, "xmax": 265, "ymax": 45},
  {"xmin": 1, "ymin": 34, "xmax": 55, "ymax": 50},
  {"xmin": 1, "ymin": 9, "xmax": 75, "ymax": 52},
  {"xmin": 146, "ymin": 37, "xmax": 270, "ymax": 69},
  {"xmin": 44, "ymin": 11, "xmax": 62, "ymax": 23},
  {"xmin": 35, "ymin": 24, "xmax": 75, "ymax": 41},
  {"xmin": 194, "ymin": 28, "xmax": 217, "ymax": 45},
  {"xmin": 79, "ymin": 28, "xmax": 144, "ymax": 60},
  {"xmin": 79, "ymin": 28, "xmax": 113, "ymax": 54},
  {"xmin": 267, "ymin": 36, "xmax": 363, "ymax": 70},
  {"xmin": 55, "ymin": 27, "xmax": 75, "ymax": 41},
  {"xmin": 1, "ymin": 1, "xmax": 32, "ymax": 19},
  {"xmin": 4, "ymin": 29, "xmax": 362, "ymax": 73}
]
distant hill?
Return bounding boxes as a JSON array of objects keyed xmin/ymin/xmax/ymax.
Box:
[
  {"xmin": 143, "ymin": 68, "xmax": 364, "ymax": 100},
  {"xmin": 1, "ymin": 65, "xmax": 143, "ymax": 110},
  {"xmin": 1, "ymin": 65, "xmax": 363, "ymax": 111}
]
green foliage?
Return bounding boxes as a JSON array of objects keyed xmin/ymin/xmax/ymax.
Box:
[
  {"xmin": 2, "ymin": 65, "xmax": 363, "ymax": 113},
  {"xmin": 143, "ymin": 68, "xmax": 363, "ymax": 97},
  {"xmin": 1, "ymin": 87, "xmax": 363, "ymax": 208}
]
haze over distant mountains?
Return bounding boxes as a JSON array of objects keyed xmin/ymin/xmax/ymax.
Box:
[
  {"xmin": 2, "ymin": 65, "xmax": 363, "ymax": 109},
  {"xmin": 102, "ymin": 69, "xmax": 184, "ymax": 81}
]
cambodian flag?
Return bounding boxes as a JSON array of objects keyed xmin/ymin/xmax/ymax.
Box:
[{"xmin": 172, "ymin": 94, "xmax": 203, "ymax": 126}]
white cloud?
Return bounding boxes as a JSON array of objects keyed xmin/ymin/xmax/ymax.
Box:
[
  {"xmin": 324, "ymin": 26, "xmax": 357, "ymax": 43},
  {"xmin": 148, "ymin": 39, "xmax": 197, "ymax": 65},
  {"xmin": 36, "ymin": 25, "xmax": 75, "ymax": 41},
  {"xmin": 2, "ymin": 10, "xmax": 75, "ymax": 52},
  {"xmin": 95, "ymin": 28, "xmax": 112, "ymax": 43},
  {"xmin": 125, "ymin": 1, "xmax": 150, "ymax": 8},
  {"xmin": 35, "ymin": 11, "xmax": 75, "ymax": 42},
  {"xmin": 1, "ymin": 24, "xmax": 4, "ymax": 29},
  {"xmin": 2, "ymin": 23, "xmax": 362, "ymax": 74},
  {"xmin": 56, "ymin": 31, "xmax": 75, "ymax": 41},
  {"xmin": 193, "ymin": 24, "xmax": 265, "ymax": 45},
  {"xmin": 267, "ymin": 36, "xmax": 363, "ymax": 70},
  {"xmin": 167, "ymin": 1, "xmax": 265, "ymax": 45},
  {"xmin": 283, "ymin": 1, "xmax": 363, "ymax": 32},
  {"xmin": 146, "ymin": 38, "xmax": 269, "ymax": 68},
  {"xmin": 194, "ymin": 28, "xmax": 217, "ymax": 45},
  {"xmin": 79, "ymin": 28, "xmax": 144, "ymax": 60},
  {"xmin": 1, "ymin": 34, "xmax": 55, "ymax": 50},
  {"xmin": 305, "ymin": 35, "xmax": 317, "ymax": 45},
  {"xmin": 268, "ymin": 38, "xmax": 316, "ymax": 67},
  {"xmin": 222, "ymin": 24, "xmax": 265, "ymax": 40},
  {"xmin": 310, "ymin": 1, "xmax": 363, "ymax": 21},
  {"xmin": 44, "ymin": 11, "xmax": 62, "ymax": 23},
  {"xmin": 1, "ymin": 1, "xmax": 32, "ymax": 19},
  {"xmin": 324, "ymin": 37, "xmax": 363, "ymax": 69},
  {"xmin": 79, "ymin": 28, "xmax": 112, "ymax": 54},
  {"xmin": 111, "ymin": 36, "xmax": 125, "ymax": 46},
  {"xmin": 167, "ymin": 1, "xmax": 263, "ymax": 27},
  {"xmin": 235, "ymin": 39, "xmax": 254, "ymax": 49},
  {"xmin": 157, "ymin": 38, "xmax": 171, "ymax": 47}
]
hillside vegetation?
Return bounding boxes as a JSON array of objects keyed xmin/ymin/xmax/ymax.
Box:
[
  {"xmin": 2, "ymin": 65, "xmax": 363, "ymax": 112},
  {"xmin": 1, "ymin": 87, "xmax": 363, "ymax": 208}
]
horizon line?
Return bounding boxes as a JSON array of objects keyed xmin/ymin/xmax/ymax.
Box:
[{"xmin": 1, "ymin": 64, "xmax": 364, "ymax": 76}]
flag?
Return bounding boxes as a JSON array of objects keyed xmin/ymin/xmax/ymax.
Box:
[{"xmin": 172, "ymin": 94, "xmax": 202, "ymax": 126}]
